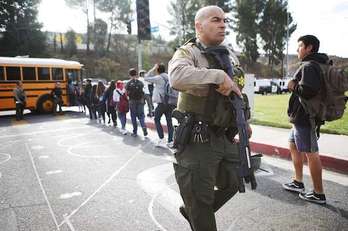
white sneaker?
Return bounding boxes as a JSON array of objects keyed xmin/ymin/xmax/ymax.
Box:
[
  {"xmin": 121, "ymin": 129, "xmax": 127, "ymax": 135},
  {"xmin": 155, "ymin": 139, "xmax": 166, "ymax": 147},
  {"xmin": 167, "ymin": 141, "xmax": 174, "ymax": 148}
]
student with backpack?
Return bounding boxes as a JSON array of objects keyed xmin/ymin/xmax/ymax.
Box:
[
  {"xmin": 113, "ymin": 80, "xmax": 129, "ymax": 135},
  {"xmin": 145, "ymin": 63, "xmax": 178, "ymax": 147},
  {"xmin": 96, "ymin": 81, "xmax": 106, "ymax": 123},
  {"xmin": 125, "ymin": 68, "xmax": 148, "ymax": 137},
  {"xmin": 283, "ymin": 35, "xmax": 329, "ymax": 204},
  {"xmin": 103, "ymin": 81, "xmax": 117, "ymax": 127}
]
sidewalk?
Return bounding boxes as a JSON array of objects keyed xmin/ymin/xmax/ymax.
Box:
[{"xmin": 143, "ymin": 115, "xmax": 348, "ymax": 174}]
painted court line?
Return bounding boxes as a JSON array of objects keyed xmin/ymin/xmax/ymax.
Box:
[
  {"xmin": 0, "ymin": 153, "xmax": 11, "ymax": 165},
  {"xmin": 58, "ymin": 140, "xmax": 152, "ymax": 228},
  {"xmin": 25, "ymin": 143, "xmax": 60, "ymax": 231},
  {"xmin": 137, "ymin": 163, "xmax": 188, "ymax": 230},
  {"xmin": 46, "ymin": 170, "xmax": 63, "ymax": 175}
]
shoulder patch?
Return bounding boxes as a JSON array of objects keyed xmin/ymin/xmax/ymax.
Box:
[{"xmin": 173, "ymin": 48, "xmax": 191, "ymax": 59}]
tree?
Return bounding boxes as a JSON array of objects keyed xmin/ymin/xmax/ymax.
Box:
[
  {"xmin": 94, "ymin": 19, "xmax": 108, "ymax": 56},
  {"xmin": 168, "ymin": 0, "xmax": 202, "ymax": 47},
  {"xmin": 96, "ymin": 0, "xmax": 133, "ymax": 53},
  {"xmin": 0, "ymin": 0, "xmax": 47, "ymax": 57},
  {"xmin": 65, "ymin": 30, "xmax": 77, "ymax": 57},
  {"xmin": 259, "ymin": 0, "xmax": 296, "ymax": 76},
  {"xmin": 65, "ymin": 0, "xmax": 91, "ymax": 54},
  {"xmin": 231, "ymin": 0, "xmax": 265, "ymax": 65}
]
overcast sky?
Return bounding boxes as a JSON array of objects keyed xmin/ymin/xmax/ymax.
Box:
[{"xmin": 38, "ymin": 0, "xmax": 348, "ymax": 57}]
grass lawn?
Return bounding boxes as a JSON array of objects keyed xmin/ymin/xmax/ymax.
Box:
[{"xmin": 252, "ymin": 94, "xmax": 348, "ymax": 136}]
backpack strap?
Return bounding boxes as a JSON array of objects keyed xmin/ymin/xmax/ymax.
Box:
[{"xmin": 116, "ymin": 90, "xmax": 123, "ymax": 96}]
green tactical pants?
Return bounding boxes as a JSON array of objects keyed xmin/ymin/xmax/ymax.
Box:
[{"xmin": 173, "ymin": 130, "xmax": 240, "ymax": 231}]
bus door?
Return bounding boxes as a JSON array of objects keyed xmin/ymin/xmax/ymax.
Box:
[{"xmin": 65, "ymin": 69, "xmax": 81, "ymax": 106}]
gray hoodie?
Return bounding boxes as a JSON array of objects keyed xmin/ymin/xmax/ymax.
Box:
[{"xmin": 144, "ymin": 69, "xmax": 168, "ymax": 104}]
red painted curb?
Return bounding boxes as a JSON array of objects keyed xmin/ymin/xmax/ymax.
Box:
[
  {"xmin": 145, "ymin": 121, "xmax": 348, "ymax": 175},
  {"xmin": 249, "ymin": 141, "xmax": 348, "ymax": 174}
]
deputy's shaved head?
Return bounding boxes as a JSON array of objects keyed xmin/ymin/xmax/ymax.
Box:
[
  {"xmin": 195, "ymin": 5, "xmax": 224, "ymax": 23},
  {"xmin": 194, "ymin": 5, "xmax": 226, "ymax": 46}
]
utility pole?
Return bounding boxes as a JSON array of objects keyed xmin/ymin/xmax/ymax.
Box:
[
  {"xmin": 286, "ymin": 11, "xmax": 289, "ymax": 78},
  {"xmin": 138, "ymin": 39, "xmax": 143, "ymax": 72}
]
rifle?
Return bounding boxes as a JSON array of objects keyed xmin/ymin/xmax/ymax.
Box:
[
  {"xmin": 203, "ymin": 46, "xmax": 257, "ymax": 192},
  {"xmin": 228, "ymin": 94, "xmax": 257, "ymax": 192}
]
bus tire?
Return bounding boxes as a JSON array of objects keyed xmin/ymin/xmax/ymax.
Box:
[{"xmin": 36, "ymin": 94, "xmax": 54, "ymax": 114}]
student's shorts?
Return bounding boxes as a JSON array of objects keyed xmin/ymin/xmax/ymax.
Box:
[{"xmin": 289, "ymin": 124, "xmax": 319, "ymax": 153}]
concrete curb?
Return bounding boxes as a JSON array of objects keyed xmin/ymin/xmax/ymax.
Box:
[{"xmin": 145, "ymin": 121, "xmax": 348, "ymax": 175}]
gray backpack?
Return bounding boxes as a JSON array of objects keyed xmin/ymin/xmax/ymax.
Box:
[
  {"xmin": 300, "ymin": 61, "xmax": 348, "ymax": 122},
  {"xmin": 160, "ymin": 74, "xmax": 178, "ymax": 106}
]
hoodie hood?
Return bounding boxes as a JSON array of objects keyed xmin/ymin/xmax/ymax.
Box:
[{"xmin": 303, "ymin": 52, "xmax": 329, "ymax": 64}]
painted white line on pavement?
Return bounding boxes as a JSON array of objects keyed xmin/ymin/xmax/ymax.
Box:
[
  {"xmin": 0, "ymin": 153, "xmax": 11, "ymax": 165},
  {"xmin": 31, "ymin": 145, "xmax": 44, "ymax": 150},
  {"xmin": 46, "ymin": 170, "xmax": 63, "ymax": 175},
  {"xmin": 58, "ymin": 140, "xmax": 151, "ymax": 228},
  {"xmin": 137, "ymin": 163, "xmax": 184, "ymax": 230},
  {"xmin": 38, "ymin": 155, "xmax": 49, "ymax": 159},
  {"xmin": 57, "ymin": 134, "xmax": 87, "ymax": 148},
  {"xmin": 59, "ymin": 192, "xmax": 82, "ymax": 199},
  {"xmin": 67, "ymin": 143, "xmax": 118, "ymax": 159},
  {"xmin": 25, "ymin": 143, "xmax": 60, "ymax": 231},
  {"xmin": 63, "ymin": 214, "xmax": 76, "ymax": 231},
  {"xmin": 148, "ymin": 182, "xmax": 178, "ymax": 231}
]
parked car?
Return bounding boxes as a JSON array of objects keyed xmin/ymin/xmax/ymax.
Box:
[{"xmin": 254, "ymin": 79, "xmax": 280, "ymax": 94}]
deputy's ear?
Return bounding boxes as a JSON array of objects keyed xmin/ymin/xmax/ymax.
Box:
[{"xmin": 195, "ymin": 21, "xmax": 202, "ymax": 34}]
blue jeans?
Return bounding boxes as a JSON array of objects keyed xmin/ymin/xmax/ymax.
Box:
[
  {"xmin": 289, "ymin": 124, "xmax": 319, "ymax": 153},
  {"xmin": 154, "ymin": 103, "xmax": 175, "ymax": 142},
  {"xmin": 118, "ymin": 111, "xmax": 127, "ymax": 129},
  {"xmin": 129, "ymin": 102, "xmax": 146, "ymax": 134}
]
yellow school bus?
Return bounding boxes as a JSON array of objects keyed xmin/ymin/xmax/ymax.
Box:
[{"xmin": 0, "ymin": 57, "xmax": 83, "ymax": 113}]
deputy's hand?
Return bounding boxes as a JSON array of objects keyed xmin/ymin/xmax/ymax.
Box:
[
  {"xmin": 216, "ymin": 74, "xmax": 241, "ymax": 96},
  {"xmin": 287, "ymin": 80, "xmax": 297, "ymax": 92}
]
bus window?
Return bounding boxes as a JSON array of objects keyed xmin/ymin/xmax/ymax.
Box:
[
  {"xmin": 52, "ymin": 68, "xmax": 63, "ymax": 80},
  {"xmin": 6, "ymin": 67, "xmax": 21, "ymax": 81},
  {"xmin": 23, "ymin": 67, "xmax": 36, "ymax": 81},
  {"xmin": 38, "ymin": 67, "xmax": 50, "ymax": 80},
  {"xmin": 0, "ymin": 66, "xmax": 4, "ymax": 80},
  {"xmin": 66, "ymin": 69, "xmax": 79, "ymax": 83}
]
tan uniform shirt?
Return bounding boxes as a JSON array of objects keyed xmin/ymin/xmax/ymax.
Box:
[{"xmin": 168, "ymin": 40, "xmax": 239, "ymax": 97}]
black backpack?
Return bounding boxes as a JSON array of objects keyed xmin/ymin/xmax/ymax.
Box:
[{"xmin": 127, "ymin": 79, "xmax": 144, "ymax": 100}]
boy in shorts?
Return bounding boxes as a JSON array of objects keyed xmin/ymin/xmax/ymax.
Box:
[{"xmin": 282, "ymin": 35, "xmax": 327, "ymax": 204}]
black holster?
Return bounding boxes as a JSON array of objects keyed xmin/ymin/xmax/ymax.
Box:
[{"xmin": 172, "ymin": 110, "xmax": 194, "ymax": 153}]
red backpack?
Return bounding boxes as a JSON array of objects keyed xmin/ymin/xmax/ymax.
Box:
[{"xmin": 116, "ymin": 90, "xmax": 129, "ymax": 113}]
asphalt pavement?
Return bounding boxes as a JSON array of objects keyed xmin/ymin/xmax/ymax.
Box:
[{"xmin": 0, "ymin": 110, "xmax": 347, "ymax": 231}]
